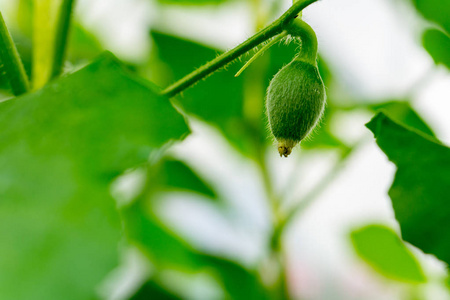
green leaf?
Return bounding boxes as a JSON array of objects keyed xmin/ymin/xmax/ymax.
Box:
[
  {"xmin": 369, "ymin": 101, "xmax": 435, "ymax": 137},
  {"xmin": 351, "ymin": 224, "xmax": 426, "ymax": 283},
  {"xmin": 130, "ymin": 280, "xmax": 182, "ymax": 300},
  {"xmin": 423, "ymin": 29, "xmax": 450, "ymax": 70},
  {"xmin": 123, "ymin": 202, "xmax": 203, "ymax": 271},
  {"xmin": 150, "ymin": 31, "xmax": 243, "ymax": 123},
  {"xmin": 366, "ymin": 113, "xmax": 450, "ymax": 266},
  {"xmin": 202, "ymin": 255, "xmax": 270, "ymax": 300},
  {"xmin": 150, "ymin": 31, "xmax": 258, "ymax": 156},
  {"xmin": 152, "ymin": 156, "xmax": 217, "ymax": 199},
  {"xmin": 123, "ymin": 202, "xmax": 269, "ymax": 299},
  {"xmin": 412, "ymin": 0, "xmax": 450, "ymax": 34},
  {"xmin": 0, "ymin": 52, "xmax": 189, "ymax": 300}
]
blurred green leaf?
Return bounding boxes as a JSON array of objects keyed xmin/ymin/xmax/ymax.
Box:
[
  {"xmin": 0, "ymin": 52, "xmax": 190, "ymax": 300},
  {"xmin": 203, "ymin": 255, "xmax": 270, "ymax": 300},
  {"xmin": 17, "ymin": 0, "xmax": 33, "ymax": 36},
  {"xmin": 370, "ymin": 101, "xmax": 435, "ymax": 137},
  {"xmin": 351, "ymin": 224, "xmax": 426, "ymax": 283},
  {"xmin": 412, "ymin": 0, "xmax": 450, "ymax": 33},
  {"xmin": 123, "ymin": 202, "xmax": 203, "ymax": 271},
  {"xmin": 156, "ymin": 0, "xmax": 230, "ymax": 5},
  {"xmin": 366, "ymin": 113, "xmax": 450, "ymax": 266},
  {"xmin": 150, "ymin": 31, "xmax": 243, "ymax": 123},
  {"xmin": 0, "ymin": 61, "xmax": 9, "ymax": 92},
  {"xmin": 151, "ymin": 156, "xmax": 217, "ymax": 199},
  {"xmin": 123, "ymin": 202, "xmax": 269, "ymax": 299},
  {"xmin": 423, "ymin": 29, "xmax": 450, "ymax": 70},
  {"xmin": 130, "ymin": 280, "xmax": 182, "ymax": 300},
  {"xmin": 150, "ymin": 31, "xmax": 262, "ymax": 156}
]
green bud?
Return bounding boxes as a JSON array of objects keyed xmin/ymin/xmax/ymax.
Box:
[{"xmin": 266, "ymin": 57, "xmax": 326, "ymax": 157}]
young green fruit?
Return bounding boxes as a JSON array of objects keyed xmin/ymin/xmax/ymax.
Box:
[{"xmin": 266, "ymin": 56, "xmax": 325, "ymax": 157}]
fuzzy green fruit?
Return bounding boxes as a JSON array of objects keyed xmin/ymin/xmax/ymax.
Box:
[{"xmin": 266, "ymin": 57, "xmax": 325, "ymax": 157}]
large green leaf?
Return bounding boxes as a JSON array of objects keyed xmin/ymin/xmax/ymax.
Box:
[
  {"xmin": 0, "ymin": 52, "xmax": 190, "ymax": 300},
  {"xmin": 423, "ymin": 29, "xmax": 450, "ymax": 70},
  {"xmin": 123, "ymin": 202, "xmax": 269, "ymax": 299},
  {"xmin": 412, "ymin": 0, "xmax": 450, "ymax": 34},
  {"xmin": 351, "ymin": 224, "xmax": 426, "ymax": 283},
  {"xmin": 366, "ymin": 113, "xmax": 450, "ymax": 266},
  {"xmin": 369, "ymin": 101, "xmax": 435, "ymax": 137}
]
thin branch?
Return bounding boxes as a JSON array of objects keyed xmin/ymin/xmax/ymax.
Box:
[
  {"xmin": 0, "ymin": 12, "xmax": 29, "ymax": 95},
  {"xmin": 51, "ymin": 0, "xmax": 76, "ymax": 80},
  {"xmin": 160, "ymin": 0, "xmax": 319, "ymax": 98}
]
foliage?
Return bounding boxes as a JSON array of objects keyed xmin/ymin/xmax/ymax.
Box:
[
  {"xmin": 366, "ymin": 113, "xmax": 450, "ymax": 266},
  {"xmin": 0, "ymin": 53, "xmax": 189, "ymax": 300},
  {"xmin": 0, "ymin": 0, "xmax": 449, "ymax": 299},
  {"xmin": 350, "ymin": 224, "xmax": 426, "ymax": 283}
]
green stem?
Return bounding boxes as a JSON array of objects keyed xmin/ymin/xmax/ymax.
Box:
[
  {"xmin": 160, "ymin": 0, "xmax": 319, "ymax": 98},
  {"xmin": 288, "ymin": 19, "xmax": 318, "ymax": 64},
  {"xmin": 51, "ymin": 0, "xmax": 76, "ymax": 80},
  {"xmin": 0, "ymin": 12, "xmax": 29, "ymax": 95}
]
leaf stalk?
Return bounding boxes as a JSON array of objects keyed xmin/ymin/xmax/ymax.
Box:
[{"xmin": 51, "ymin": 0, "xmax": 76, "ymax": 80}]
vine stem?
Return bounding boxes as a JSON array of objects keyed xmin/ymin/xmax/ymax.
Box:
[
  {"xmin": 160, "ymin": 0, "xmax": 319, "ymax": 98},
  {"xmin": 0, "ymin": 12, "xmax": 29, "ymax": 95},
  {"xmin": 51, "ymin": 0, "xmax": 76, "ymax": 80}
]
